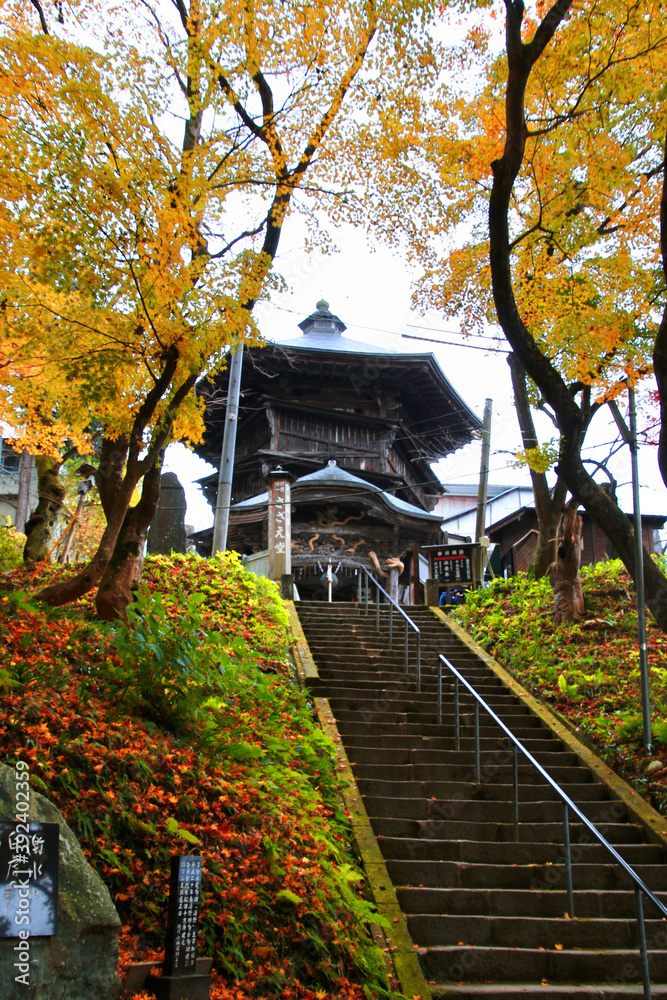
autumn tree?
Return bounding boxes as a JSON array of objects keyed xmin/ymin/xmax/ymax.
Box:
[
  {"xmin": 351, "ymin": 0, "xmax": 667, "ymax": 617},
  {"xmin": 0, "ymin": 0, "xmax": 434, "ymax": 617},
  {"xmin": 484, "ymin": 0, "xmax": 667, "ymax": 626}
]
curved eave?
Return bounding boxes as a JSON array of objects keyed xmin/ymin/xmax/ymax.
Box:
[{"xmin": 230, "ymin": 470, "xmax": 442, "ymax": 527}]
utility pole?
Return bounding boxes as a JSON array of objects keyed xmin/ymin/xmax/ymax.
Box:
[
  {"xmin": 609, "ymin": 387, "xmax": 652, "ymax": 754},
  {"xmin": 15, "ymin": 451, "xmax": 33, "ymax": 534},
  {"xmin": 211, "ymin": 347, "xmax": 243, "ymax": 556},
  {"xmin": 474, "ymin": 398, "xmax": 493, "ymax": 586}
]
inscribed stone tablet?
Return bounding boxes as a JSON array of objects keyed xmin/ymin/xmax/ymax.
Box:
[{"xmin": 164, "ymin": 855, "xmax": 202, "ymax": 974}]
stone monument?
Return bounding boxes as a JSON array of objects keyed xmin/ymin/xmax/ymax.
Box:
[
  {"xmin": 0, "ymin": 764, "xmax": 121, "ymax": 1000},
  {"xmin": 147, "ymin": 855, "xmax": 210, "ymax": 1000},
  {"xmin": 147, "ymin": 472, "xmax": 188, "ymax": 555}
]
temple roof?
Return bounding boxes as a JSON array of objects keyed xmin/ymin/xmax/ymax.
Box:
[
  {"xmin": 233, "ymin": 461, "xmax": 443, "ymax": 523},
  {"xmin": 279, "ymin": 298, "xmax": 395, "ymax": 353},
  {"xmin": 196, "ymin": 300, "xmax": 483, "ymax": 486}
]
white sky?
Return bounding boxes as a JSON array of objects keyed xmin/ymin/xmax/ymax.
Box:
[{"xmin": 164, "ymin": 222, "xmax": 667, "ymax": 537}]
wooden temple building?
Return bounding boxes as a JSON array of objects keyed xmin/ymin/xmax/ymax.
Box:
[{"xmin": 194, "ymin": 299, "xmax": 482, "ymax": 600}]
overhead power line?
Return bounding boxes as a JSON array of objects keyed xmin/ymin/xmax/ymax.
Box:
[
  {"xmin": 402, "ymin": 332, "xmax": 510, "ymax": 354},
  {"xmin": 261, "ymin": 301, "xmax": 510, "ymax": 353}
]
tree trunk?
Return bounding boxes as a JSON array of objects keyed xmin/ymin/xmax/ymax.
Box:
[
  {"xmin": 507, "ymin": 354, "xmax": 568, "ymax": 577},
  {"xmin": 35, "ymin": 437, "xmax": 136, "ymax": 605},
  {"xmin": 548, "ymin": 503, "xmax": 584, "ymax": 622},
  {"xmin": 653, "ymin": 134, "xmax": 667, "ymax": 488},
  {"xmin": 23, "ymin": 455, "xmax": 65, "ymax": 563},
  {"xmin": 95, "ymin": 463, "xmax": 163, "ymax": 621},
  {"xmin": 36, "ymin": 360, "xmax": 197, "ymax": 611}
]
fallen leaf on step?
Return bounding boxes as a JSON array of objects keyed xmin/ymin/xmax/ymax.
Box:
[{"xmin": 555, "ymin": 943, "xmax": 564, "ymax": 950}]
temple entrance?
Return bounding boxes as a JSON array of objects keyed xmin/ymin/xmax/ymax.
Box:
[{"xmin": 293, "ymin": 564, "xmax": 362, "ymax": 602}]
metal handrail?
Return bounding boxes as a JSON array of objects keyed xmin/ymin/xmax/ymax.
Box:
[
  {"xmin": 438, "ymin": 653, "xmax": 667, "ymax": 999},
  {"xmin": 357, "ymin": 566, "xmax": 421, "ymax": 689}
]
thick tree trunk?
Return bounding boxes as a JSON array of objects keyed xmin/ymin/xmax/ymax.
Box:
[
  {"xmin": 556, "ymin": 444, "xmax": 667, "ymax": 629},
  {"xmin": 653, "ymin": 134, "xmax": 667, "ymax": 487},
  {"xmin": 508, "ymin": 353, "xmax": 568, "ymax": 577},
  {"xmin": 35, "ymin": 436, "xmax": 135, "ymax": 605},
  {"xmin": 36, "ymin": 502, "xmax": 127, "ymax": 603},
  {"xmin": 95, "ymin": 463, "xmax": 163, "ymax": 621},
  {"xmin": 547, "ymin": 504, "xmax": 584, "ymax": 622},
  {"xmin": 36, "ymin": 352, "xmax": 198, "ymax": 611},
  {"xmin": 23, "ymin": 455, "xmax": 65, "ymax": 563}
]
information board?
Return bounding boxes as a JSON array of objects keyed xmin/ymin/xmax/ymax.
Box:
[
  {"xmin": 430, "ymin": 546, "xmax": 474, "ymax": 585},
  {"xmin": 0, "ymin": 821, "xmax": 59, "ymax": 937}
]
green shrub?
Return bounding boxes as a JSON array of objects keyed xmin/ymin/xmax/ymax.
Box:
[
  {"xmin": 108, "ymin": 584, "xmax": 256, "ymax": 733},
  {"xmin": 0, "ymin": 518, "xmax": 25, "ymax": 571}
]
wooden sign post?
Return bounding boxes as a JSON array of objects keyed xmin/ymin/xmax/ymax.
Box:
[{"xmin": 422, "ymin": 543, "xmax": 479, "ymax": 606}]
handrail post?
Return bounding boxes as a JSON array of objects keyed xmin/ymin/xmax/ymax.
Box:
[
  {"xmin": 365, "ymin": 575, "xmax": 369, "ymax": 615},
  {"xmin": 636, "ymin": 887, "xmax": 652, "ymax": 1000},
  {"xmin": 437, "ymin": 660, "xmax": 442, "ymax": 727},
  {"xmin": 454, "ymin": 674, "xmax": 460, "ymax": 751},
  {"xmin": 563, "ymin": 802, "xmax": 574, "ymax": 919},
  {"xmin": 513, "ymin": 745, "xmax": 519, "ymax": 842},
  {"xmin": 474, "ymin": 703, "xmax": 480, "ymax": 783},
  {"xmin": 389, "ymin": 603, "xmax": 393, "ymax": 649},
  {"xmin": 357, "ymin": 569, "xmax": 362, "ymax": 604},
  {"xmin": 375, "ymin": 584, "xmax": 380, "ymax": 631},
  {"xmin": 416, "ymin": 632, "xmax": 421, "ymax": 693},
  {"xmin": 404, "ymin": 622, "xmax": 409, "ymax": 674}
]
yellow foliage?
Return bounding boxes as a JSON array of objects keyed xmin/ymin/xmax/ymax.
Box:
[
  {"xmin": 512, "ymin": 442, "xmax": 559, "ymax": 475},
  {"xmin": 0, "ymin": 0, "xmax": 415, "ymax": 466},
  {"xmin": 364, "ymin": 0, "xmax": 667, "ymax": 405}
]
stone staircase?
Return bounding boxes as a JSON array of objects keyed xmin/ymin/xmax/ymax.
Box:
[{"xmin": 295, "ymin": 600, "xmax": 667, "ymax": 999}]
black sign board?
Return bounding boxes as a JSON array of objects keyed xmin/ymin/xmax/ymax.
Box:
[
  {"xmin": 0, "ymin": 821, "xmax": 59, "ymax": 937},
  {"xmin": 428, "ymin": 545, "xmax": 475, "ymax": 585},
  {"xmin": 164, "ymin": 856, "xmax": 203, "ymax": 975}
]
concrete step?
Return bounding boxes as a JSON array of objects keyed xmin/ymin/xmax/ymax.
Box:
[
  {"xmin": 316, "ymin": 677, "xmax": 520, "ymax": 694},
  {"xmin": 430, "ymin": 986, "xmax": 667, "ymax": 1000},
  {"xmin": 329, "ymin": 706, "xmax": 545, "ymax": 729},
  {"xmin": 346, "ymin": 746, "xmax": 566, "ymax": 766},
  {"xmin": 336, "ymin": 720, "xmax": 563, "ymax": 747},
  {"xmin": 408, "ymin": 912, "xmax": 667, "ymax": 949},
  {"xmin": 377, "ymin": 837, "xmax": 665, "ymax": 866},
  {"xmin": 396, "ymin": 886, "xmax": 667, "ymax": 919},
  {"xmin": 355, "ymin": 778, "xmax": 607, "ymax": 802},
  {"xmin": 386, "ymin": 858, "xmax": 667, "ymax": 891},
  {"xmin": 364, "ymin": 795, "xmax": 627, "ymax": 824},
  {"xmin": 318, "ymin": 695, "xmax": 533, "ymax": 719},
  {"xmin": 341, "ymin": 734, "xmax": 576, "ymax": 758},
  {"xmin": 418, "ymin": 945, "xmax": 667, "ymax": 984},
  {"xmin": 373, "ymin": 816, "xmax": 645, "ymax": 845}
]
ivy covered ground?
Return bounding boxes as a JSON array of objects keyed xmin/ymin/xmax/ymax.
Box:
[
  {"xmin": 0, "ymin": 554, "xmax": 400, "ymax": 1000},
  {"xmin": 451, "ymin": 560, "xmax": 667, "ymax": 816}
]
